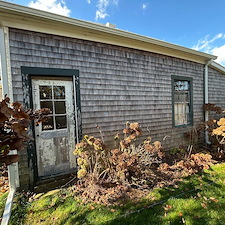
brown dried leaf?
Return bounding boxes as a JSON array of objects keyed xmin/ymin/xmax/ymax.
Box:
[
  {"xmin": 1, "ymin": 154, "xmax": 19, "ymax": 165},
  {"xmin": 209, "ymin": 197, "xmax": 219, "ymax": 203},
  {"xmin": 1, "ymin": 105, "xmax": 14, "ymax": 117},
  {"xmin": 89, "ymin": 205, "xmax": 95, "ymax": 210},
  {"xmin": 0, "ymin": 112, "xmax": 8, "ymax": 123},
  {"xmin": 201, "ymin": 203, "xmax": 207, "ymax": 209},
  {"xmin": 164, "ymin": 204, "xmax": 172, "ymax": 211}
]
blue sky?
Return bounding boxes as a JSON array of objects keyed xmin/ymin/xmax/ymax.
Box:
[{"xmin": 4, "ymin": 0, "xmax": 225, "ymax": 65}]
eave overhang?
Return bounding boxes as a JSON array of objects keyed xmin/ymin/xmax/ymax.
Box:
[{"xmin": 0, "ymin": 1, "xmax": 217, "ymax": 64}]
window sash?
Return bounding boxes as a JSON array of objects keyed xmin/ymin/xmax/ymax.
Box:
[
  {"xmin": 174, "ymin": 103, "xmax": 190, "ymax": 126},
  {"xmin": 172, "ymin": 76, "xmax": 192, "ymax": 127}
]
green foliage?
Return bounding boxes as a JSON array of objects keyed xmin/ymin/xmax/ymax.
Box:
[
  {"xmin": 0, "ymin": 192, "xmax": 8, "ymax": 221},
  {"xmin": 169, "ymin": 147, "xmax": 185, "ymax": 156}
]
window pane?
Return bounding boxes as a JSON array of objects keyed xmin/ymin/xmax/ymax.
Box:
[
  {"xmin": 174, "ymin": 81, "xmax": 189, "ymax": 91},
  {"xmin": 56, "ymin": 116, "xmax": 67, "ymax": 129},
  {"xmin": 42, "ymin": 116, "xmax": 54, "ymax": 130},
  {"xmin": 174, "ymin": 93, "xmax": 179, "ymax": 102},
  {"xmin": 174, "ymin": 103, "xmax": 188, "ymax": 126},
  {"xmin": 40, "ymin": 101, "xmax": 53, "ymax": 114},
  {"xmin": 55, "ymin": 101, "xmax": 66, "ymax": 114},
  {"xmin": 182, "ymin": 92, "xmax": 189, "ymax": 102},
  {"xmin": 39, "ymin": 86, "xmax": 52, "ymax": 99},
  {"xmin": 54, "ymin": 86, "xmax": 65, "ymax": 99}
]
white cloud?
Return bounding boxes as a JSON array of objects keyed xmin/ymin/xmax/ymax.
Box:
[
  {"xmin": 28, "ymin": 0, "xmax": 71, "ymax": 17},
  {"xmin": 142, "ymin": 3, "xmax": 147, "ymax": 10},
  {"xmin": 193, "ymin": 33, "xmax": 225, "ymax": 52},
  {"xmin": 95, "ymin": 10, "xmax": 108, "ymax": 20},
  {"xmin": 87, "ymin": 0, "xmax": 91, "ymax": 3},
  {"xmin": 211, "ymin": 45, "xmax": 225, "ymax": 65},
  {"xmin": 95, "ymin": 0, "xmax": 118, "ymax": 21},
  {"xmin": 193, "ymin": 33, "xmax": 225, "ymax": 66}
]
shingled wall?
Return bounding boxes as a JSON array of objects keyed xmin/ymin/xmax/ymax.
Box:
[
  {"xmin": 208, "ymin": 67, "xmax": 225, "ymax": 110},
  {"xmin": 8, "ymin": 28, "xmax": 206, "ymax": 188}
]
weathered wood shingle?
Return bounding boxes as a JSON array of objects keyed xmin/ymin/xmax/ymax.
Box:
[
  {"xmin": 209, "ymin": 68, "xmax": 225, "ymax": 109},
  {"xmin": 208, "ymin": 67, "xmax": 225, "ymax": 120},
  {"xmin": 9, "ymin": 28, "xmax": 205, "ymax": 142}
]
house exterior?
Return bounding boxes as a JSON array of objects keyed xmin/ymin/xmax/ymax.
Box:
[{"xmin": 1, "ymin": 1, "xmax": 225, "ymax": 190}]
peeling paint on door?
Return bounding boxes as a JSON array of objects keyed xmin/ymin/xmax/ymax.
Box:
[{"xmin": 32, "ymin": 79, "xmax": 77, "ymax": 177}]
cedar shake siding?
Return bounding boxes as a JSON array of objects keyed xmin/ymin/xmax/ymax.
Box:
[
  {"xmin": 8, "ymin": 28, "xmax": 205, "ymax": 188},
  {"xmin": 208, "ymin": 67, "xmax": 225, "ymax": 111}
]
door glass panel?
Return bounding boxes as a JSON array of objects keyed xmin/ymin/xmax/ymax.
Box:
[
  {"xmin": 55, "ymin": 101, "xmax": 66, "ymax": 114},
  {"xmin": 40, "ymin": 86, "xmax": 52, "ymax": 99},
  {"xmin": 56, "ymin": 116, "xmax": 67, "ymax": 129},
  {"xmin": 40, "ymin": 101, "xmax": 53, "ymax": 114},
  {"xmin": 54, "ymin": 86, "xmax": 65, "ymax": 99},
  {"xmin": 42, "ymin": 116, "xmax": 54, "ymax": 130},
  {"xmin": 39, "ymin": 85, "xmax": 68, "ymax": 130}
]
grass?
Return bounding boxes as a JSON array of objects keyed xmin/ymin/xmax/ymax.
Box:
[
  {"xmin": 0, "ymin": 191, "xmax": 8, "ymax": 222},
  {"xmin": 9, "ymin": 163, "xmax": 225, "ymax": 225}
]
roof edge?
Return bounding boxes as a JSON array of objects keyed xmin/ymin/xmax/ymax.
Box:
[
  {"xmin": 0, "ymin": 1, "xmax": 217, "ymax": 62},
  {"xmin": 210, "ymin": 61, "xmax": 225, "ymax": 74}
]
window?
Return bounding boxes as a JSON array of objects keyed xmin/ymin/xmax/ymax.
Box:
[
  {"xmin": 172, "ymin": 76, "xmax": 193, "ymax": 127},
  {"xmin": 39, "ymin": 85, "xmax": 67, "ymax": 130}
]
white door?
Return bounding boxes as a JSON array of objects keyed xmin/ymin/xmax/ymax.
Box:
[{"xmin": 32, "ymin": 79, "xmax": 77, "ymax": 177}]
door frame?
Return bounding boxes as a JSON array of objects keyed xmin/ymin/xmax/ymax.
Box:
[{"xmin": 21, "ymin": 66, "xmax": 82, "ymax": 188}]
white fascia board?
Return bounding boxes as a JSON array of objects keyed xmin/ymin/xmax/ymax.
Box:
[
  {"xmin": 0, "ymin": 1, "xmax": 217, "ymax": 64},
  {"xmin": 210, "ymin": 61, "xmax": 225, "ymax": 75}
]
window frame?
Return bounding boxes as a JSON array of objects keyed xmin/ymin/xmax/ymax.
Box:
[{"xmin": 171, "ymin": 75, "xmax": 193, "ymax": 127}]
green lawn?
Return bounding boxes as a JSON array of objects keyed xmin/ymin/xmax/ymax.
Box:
[
  {"xmin": 9, "ymin": 163, "xmax": 225, "ymax": 225},
  {"xmin": 0, "ymin": 191, "xmax": 8, "ymax": 222}
]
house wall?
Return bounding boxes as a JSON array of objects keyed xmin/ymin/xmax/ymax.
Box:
[
  {"xmin": 8, "ymin": 28, "xmax": 205, "ymax": 188},
  {"xmin": 208, "ymin": 67, "xmax": 225, "ymax": 110}
]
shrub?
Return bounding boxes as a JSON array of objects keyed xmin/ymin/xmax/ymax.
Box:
[
  {"xmin": 73, "ymin": 121, "xmax": 216, "ymax": 205},
  {"xmin": 158, "ymin": 153, "xmax": 212, "ymax": 177},
  {"xmin": 73, "ymin": 122, "xmax": 166, "ymax": 204},
  {"xmin": 212, "ymin": 118, "xmax": 225, "ymax": 144},
  {"xmin": 0, "ymin": 96, "xmax": 50, "ymax": 166}
]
